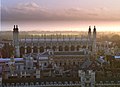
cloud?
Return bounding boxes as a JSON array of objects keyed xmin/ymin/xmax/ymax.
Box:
[
  {"xmin": 14, "ymin": 2, "xmax": 43, "ymax": 13},
  {"xmin": 1, "ymin": 2, "xmax": 50, "ymax": 21},
  {"xmin": 1, "ymin": 2, "xmax": 120, "ymax": 21}
]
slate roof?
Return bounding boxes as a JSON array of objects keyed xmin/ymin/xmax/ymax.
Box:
[
  {"xmin": 0, "ymin": 58, "xmax": 23, "ymax": 63},
  {"xmin": 80, "ymin": 57, "xmax": 102, "ymax": 70},
  {"xmin": 80, "ymin": 59, "xmax": 92, "ymax": 69},
  {"xmin": 40, "ymin": 51, "xmax": 50, "ymax": 57}
]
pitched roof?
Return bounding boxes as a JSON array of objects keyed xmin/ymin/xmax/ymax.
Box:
[{"xmin": 81, "ymin": 59, "xmax": 92, "ymax": 69}]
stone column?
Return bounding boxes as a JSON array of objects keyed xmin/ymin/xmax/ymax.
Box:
[
  {"xmin": 31, "ymin": 46, "xmax": 33, "ymax": 53},
  {"xmin": 92, "ymin": 26, "xmax": 97, "ymax": 54}
]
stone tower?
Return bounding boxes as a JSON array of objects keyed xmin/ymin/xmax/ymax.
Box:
[
  {"xmin": 13, "ymin": 25, "xmax": 20, "ymax": 57},
  {"xmin": 92, "ymin": 26, "xmax": 97, "ymax": 56},
  {"xmin": 88, "ymin": 26, "xmax": 92, "ymax": 51}
]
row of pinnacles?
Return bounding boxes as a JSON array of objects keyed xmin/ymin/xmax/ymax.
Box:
[{"xmin": 13, "ymin": 25, "xmax": 97, "ymax": 58}]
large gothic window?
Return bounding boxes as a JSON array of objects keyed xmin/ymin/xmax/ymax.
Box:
[
  {"xmin": 64, "ymin": 45, "xmax": 69, "ymax": 51},
  {"xmin": 27, "ymin": 46, "xmax": 31, "ymax": 53},
  {"xmin": 59, "ymin": 46, "xmax": 63, "ymax": 51},
  {"xmin": 76, "ymin": 45, "xmax": 80, "ymax": 51},
  {"xmin": 71, "ymin": 45, "xmax": 75, "ymax": 51},
  {"xmin": 52, "ymin": 46, "xmax": 56, "ymax": 51},
  {"xmin": 39, "ymin": 46, "xmax": 44, "ymax": 53}
]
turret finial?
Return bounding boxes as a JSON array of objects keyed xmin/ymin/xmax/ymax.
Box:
[
  {"xmin": 89, "ymin": 26, "xmax": 91, "ymax": 29},
  {"xmin": 14, "ymin": 25, "xmax": 15, "ymax": 29},
  {"xmin": 16, "ymin": 25, "xmax": 18, "ymax": 28},
  {"xmin": 88, "ymin": 26, "xmax": 91, "ymax": 33},
  {"xmin": 93, "ymin": 26, "xmax": 96, "ymax": 32}
]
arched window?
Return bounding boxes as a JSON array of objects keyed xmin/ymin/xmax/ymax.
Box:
[
  {"xmin": 44, "ymin": 62, "xmax": 47, "ymax": 66},
  {"xmin": 52, "ymin": 46, "xmax": 56, "ymax": 51},
  {"xmin": 60, "ymin": 62, "xmax": 62, "ymax": 66},
  {"xmin": 76, "ymin": 45, "xmax": 80, "ymax": 51},
  {"xmin": 27, "ymin": 46, "xmax": 31, "ymax": 53},
  {"xmin": 73, "ymin": 62, "xmax": 76, "ymax": 65},
  {"xmin": 71, "ymin": 45, "xmax": 75, "ymax": 51},
  {"xmin": 64, "ymin": 45, "xmax": 69, "ymax": 51},
  {"xmin": 39, "ymin": 46, "xmax": 44, "ymax": 53},
  {"xmin": 59, "ymin": 46, "xmax": 63, "ymax": 51}
]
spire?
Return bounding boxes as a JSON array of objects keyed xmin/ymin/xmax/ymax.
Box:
[
  {"xmin": 92, "ymin": 26, "xmax": 97, "ymax": 59},
  {"xmin": 93, "ymin": 26, "xmax": 96, "ymax": 33},
  {"xmin": 13, "ymin": 25, "xmax": 16, "ymax": 31},
  {"xmin": 16, "ymin": 25, "xmax": 18, "ymax": 28},
  {"xmin": 88, "ymin": 26, "xmax": 91, "ymax": 40},
  {"xmin": 14, "ymin": 25, "xmax": 15, "ymax": 29},
  {"xmin": 88, "ymin": 26, "xmax": 91, "ymax": 33},
  {"xmin": 16, "ymin": 25, "xmax": 18, "ymax": 30}
]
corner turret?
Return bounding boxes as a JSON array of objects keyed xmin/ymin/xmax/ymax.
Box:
[{"xmin": 13, "ymin": 25, "xmax": 20, "ymax": 57}]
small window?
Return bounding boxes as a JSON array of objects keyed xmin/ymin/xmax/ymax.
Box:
[
  {"xmin": 44, "ymin": 62, "xmax": 47, "ymax": 66},
  {"xmin": 73, "ymin": 62, "xmax": 75, "ymax": 65},
  {"xmin": 86, "ymin": 78, "xmax": 89, "ymax": 81},
  {"xmin": 60, "ymin": 62, "xmax": 62, "ymax": 66}
]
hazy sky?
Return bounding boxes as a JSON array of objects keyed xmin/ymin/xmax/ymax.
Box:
[
  {"xmin": 1, "ymin": 0, "xmax": 120, "ymax": 21},
  {"xmin": 1, "ymin": 0, "xmax": 120, "ymax": 31}
]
